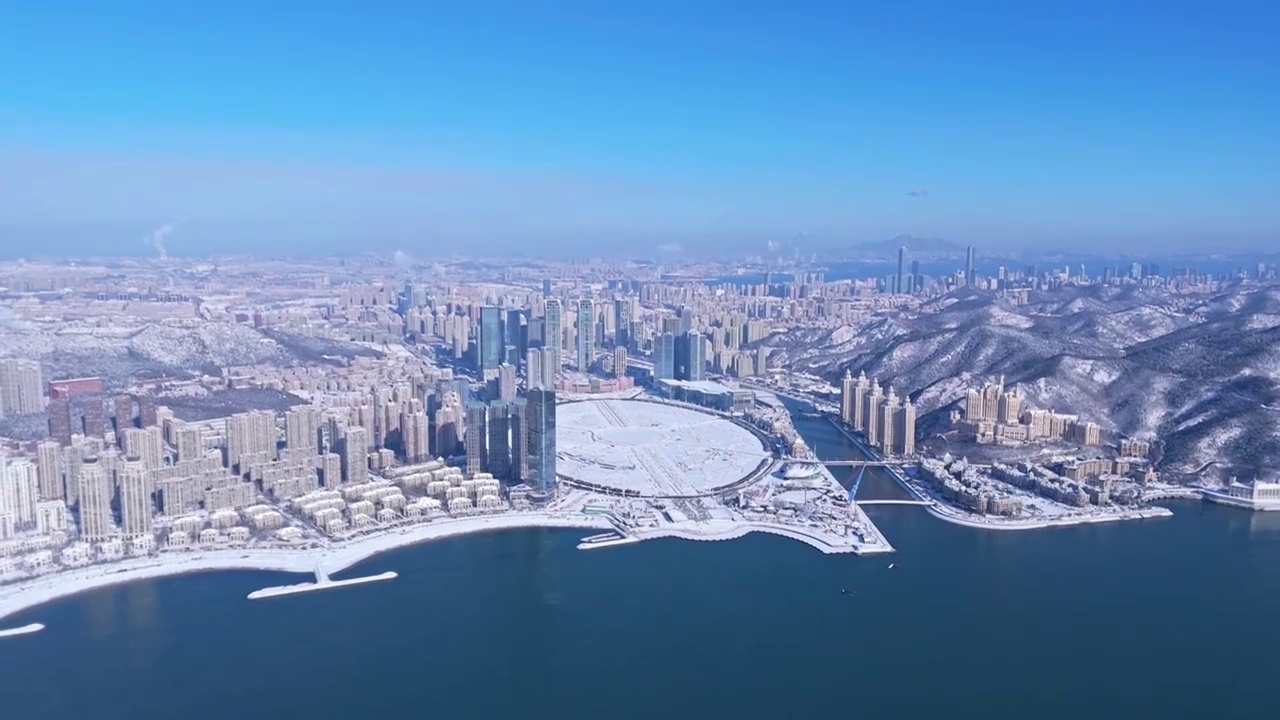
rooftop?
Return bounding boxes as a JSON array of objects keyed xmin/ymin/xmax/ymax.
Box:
[{"xmin": 557, "ymin": 398, "xmax": 773, "ymax": 497}]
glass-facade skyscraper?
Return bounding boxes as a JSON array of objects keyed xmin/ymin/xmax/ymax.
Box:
[
  {"xmin": 681, "ymin": 331, "xmax": 705, "ymax": 381},
  {"xmin": 544, "ymin": 299, "xmax": 562, "ymax": 372},
  {"xmin": 478, "ymin": 306, "xmax": 503, "ymax": 375},
  {"xmin": 896, "ymin": 246, "xmax": 909, "ymax": 295},
  {"xmin": 653, "ymin": 332, "xmax": 675, "ymax": 380},
  {"xmin": 526, "ymin": 387, "xmax": 557, "ymax": 501},
  {"xmin": 576, "ymin": 299, "xmax": 594, "ymax": 371}
]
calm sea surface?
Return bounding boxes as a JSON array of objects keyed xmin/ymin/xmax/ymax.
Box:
[{"xmin": 3, "ymin": 414, "xmax": 1279, "ymax": 720}]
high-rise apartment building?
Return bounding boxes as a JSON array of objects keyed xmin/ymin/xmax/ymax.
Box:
[
  {"xmin": 526, "ymin": 347, "xmax": 543, "ymax": 388},
  {"xmin": 77, "ymin": 457, "xmax": 115, "ymax": 541},
  {"xmin": 576, "ymin": 299, "xmax": 594, "ymax": 371},
  {"xmin": 464, "ymin": 403, "xmax": 487, "ymax": 476},
  {"xmin": 340, "ymin": 426, "xmax": 369, "ymax": 485},
  {"xmin": 121, "ymin": 426, "xmax": 163, "ymax": 470},
  {"xmin": 82, "ymin": 398, "xmax": 106, "ymax": 438},
  {"xmin": 226, "ymin": 411, "xmax": 276, "ymax": 472},
  {"xmin": 0, "ymin": 457, "xmax": 39, "ymax": 535},
  {"xmin": 485, "ymin": 402, "xmax": 512, "ymax": 479},
  {"xmin": 613, "ymin": 346, "xmax": 628, "ymax": 378},
  {"xmin": 497, "ymin": 362, "xmax": 518, "ymax": 402},
  {"xmin": 0, "ymin": 359, "xmax": 44, "ymax": 417},
  {"xmin": 401, "ymin": 407, "xmax": 429, "ymax": 463},
  {"xmin": 117, "ymin": 459, "xmax": 153, "ymax": 538},
  {"xmin": 678, "ymin": 305, "xmax": 694, "ymax": 334},
  {"xmin": 898, "ymin": 400, "xmax": 917, "ymax": 456},
  {"xmin": 285, "ymin": 405, "xmax": 322, "ymax": 456},
  {"xmin": 48, "ymin": 398, "xmax": 73, "ymax": 446},
  {"xmin": 36, "ymin": 440, "xmax": 62, "ymax": 501},
  {"xmin": 112, "ymin": 395, "xmax": 134, "ymax": 434},
  {"xmin": 137, "ymin": 394, "xmax": 158, "ymax": 428},
  {"xmin": 540, "ymin": 347, "xmax": 557, "ymax": 389},
  {"xmin": 175, "ymin": 425, "xmax": 203, "ymax": 463},
  {"xmin": 864, "ymin": 382, "xmax": 884, "ymax": 446},
  {"xmin": 526, "ymin": 388, "xmax": 557, "ymax": 501}
]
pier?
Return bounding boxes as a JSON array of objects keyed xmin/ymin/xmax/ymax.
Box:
[
  {"xmin": 0, "ymin": 623, "xmax": 45, "ymax": 639},
  {"xmin": 247, "ymin": 569, "xmax": 398, "ymax": 601}
]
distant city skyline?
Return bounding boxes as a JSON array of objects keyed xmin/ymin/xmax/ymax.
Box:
[{"xmin": 1, "ymin": 3, "xmax": 1276, "ymax": 256}]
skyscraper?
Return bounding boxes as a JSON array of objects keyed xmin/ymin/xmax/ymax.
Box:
[
  {"xmin": 679, "ymin": 331, "xmax": 705, "ymax": 381},
  {"xmin": 897, "ymin": 246, "xmax": 909, "ymax": 295},
  {"xmin": 540, "ymin": 347, "xmax": 557, "ymax": 389},
  {"xmin": 285, "ymin": 405, "xmax": 322, "ymax": 456},
  {"xmin": 340, "ymin": 426, "xmax": 369, "ymax": 485},
  {"xmin": 614, "ymin": 298, "xmax": 631, "ymax": 347},
  {"xmin": 965, "ymin": 245, "xmax": 976, "ymax": 286},
  {"xmin": 36, "ymin": 440, "xmax": 62, "ymax": 501},
  {"xmin": 48, "ymin": 398, "xmax": 72, "ymax": 446},
  {"xmin": 509, "ymin": 399, "xmax": 528, "ymax": 482},
  {"xmin": 0, "ymin": 456, "xmax": 39, "ymax": 532},
  {"xmin": 497, "ymin": 362, "xmax": 518, "ymax": 402},
  {"xmin": 226, "ymin": 411, "xmax": 275, "ymax": 472},
  {"xmin": 117, "ymin": 459, "xmax": 152, "ymax": 538},
  {"xmin": 544, "ymin": 299, "xmax": 562, "ymax": 369},
  {"xmin": 136, "ymin": 394, "xmax": 157, "ymax": 428},
  {"xmin": 0, "ymin": 359, "xmax": 44, "ymax": 417},
  {"xmin": 576, "ymin": 299, "xmax": 594, "ymax": 371},
  {"xmin": 77, "ymin": 457, "xmax": 114, "ymax": 541},
  {"xmin": 112, "ymin": 395, "xmax": 134, "ymax": 435},
  {"xmin": 839, "ymin": 370, "xmax": 857, "ymax": 425},
  {"xmin": 82, "ymin": 398, "xmax": 106, "ymax": 438},
  {"xmin": 654, "ymin": 332, "xmax": 676, "ymax": 381},
  {"xmin": 526, "ymin": 347, "xmax": 543, "ymax": 389},
  {"xmin": 485, "ymin": 401, "xmax": 512, "ymax": 479},
  {"xmin": 613, "ymin": 346, "xmax": 628, "ymax": 378},
  {"xmin": 478, "ymin": 306, "xmax": 503, "ymax": 376},
  {"xmin": 464, "ymin": 403, "xmax": 487, "ymax": 475},
  {"xmin": 504, "ymin": 309, "xmax": 525, "ymax": 366},
  {"xmin": 526, "ymin": 388, "xmax": 557, "ymax": 501}
]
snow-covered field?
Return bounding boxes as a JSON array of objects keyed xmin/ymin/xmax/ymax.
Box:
[{"xmin": 556, "ymin": 399, "xmax": 772, "ymax": 496}]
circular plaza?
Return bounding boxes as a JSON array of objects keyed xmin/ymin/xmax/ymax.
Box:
[{"xmin": 556, "ymin": 398, "xmax": 776, "ymax": 498}]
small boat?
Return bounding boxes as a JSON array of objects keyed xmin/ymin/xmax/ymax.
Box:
[{"xmin": 887, "ymin": 563, "xmax": 895, "ymax": 569}]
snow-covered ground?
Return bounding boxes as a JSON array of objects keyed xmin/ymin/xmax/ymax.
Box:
[
  {"xmin": 556, "ymin": 399, "xmax": 772, "ymax": 496},
  {"xmin": 0, "ymin": 513, "xmax": 611, "ymax": 626}
]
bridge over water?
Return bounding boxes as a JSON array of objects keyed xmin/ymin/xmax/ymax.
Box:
[
  {"xmin": 815, "ymin": 460, "xmax": 907, "ymax": 467},
  {"xmin": 856, "ymin": 499, "xmax": 932, "ymax": 506}
]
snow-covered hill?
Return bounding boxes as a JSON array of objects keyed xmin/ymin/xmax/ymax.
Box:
[{"xmin": 767, "ymin": 283, "xmax": 1280, "ymax": 480}]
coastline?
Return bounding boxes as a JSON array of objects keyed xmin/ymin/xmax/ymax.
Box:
[
  {"xmin": 633, "ymin": 519, "xmax": 895, "ymax": 555},
  {"xmin": 825, "ymin": 415, "xmax": 1178, "ymax": 532},
  {"xmin": 0, "ymin": 513, "xmax": 611, "ymax": 625}
]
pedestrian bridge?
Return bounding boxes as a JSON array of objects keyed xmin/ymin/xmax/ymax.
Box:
[{"xmin": 856, "ymin": 499, "xmax": 932, "ymax": 506}]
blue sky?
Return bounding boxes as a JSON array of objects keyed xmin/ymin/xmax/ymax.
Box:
[{"xmin": 1, "ymin": 0, "xmax": 1276, "ymax": 257}]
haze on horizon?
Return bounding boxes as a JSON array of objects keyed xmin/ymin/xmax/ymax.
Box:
[{"xmin": 1, "ymin": 1, "xmax": 1276, "ymax": 259}]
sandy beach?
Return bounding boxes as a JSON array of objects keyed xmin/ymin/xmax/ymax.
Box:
[{"xmin": 0, "ymin": 512, "xmax": 611, "ymax": 625}]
